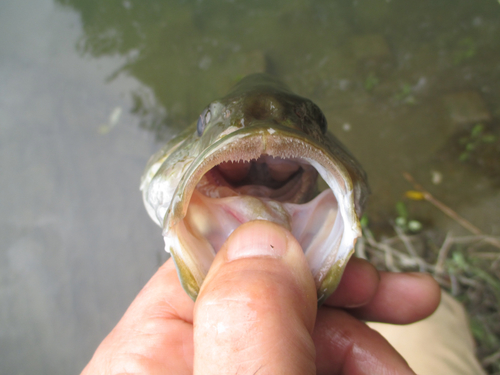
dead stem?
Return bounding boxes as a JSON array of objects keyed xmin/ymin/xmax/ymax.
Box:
[
  {"xmin": 355, "ymin": 235, "xmax": 367, "ymax": 259},
  {"xmin": 394, "ymin": 225, "xmax": 426, "ymax": 272},
  {"xmin": 403, "ymin": 172, "xmax": 500, "ymax": 250},
  {"xmin": 363, "ymin": 228, "xmax": 433, "ymax": 272},
  {"xmin": 362, "ymin": 223, "xmax": 500, "ymax": 372},
  {"xmin": 483, "ymin": 350, "xmax": 500, "ymax": 367},
  {"xmin": 365, "ymin": 169, "xmax": 500, "ymax": 370},
  {"xmin": 450, "ymin": 274, "xmax": 460, "ymax": 296},
  {"xmin": 473, "ymin": 253, "xmax": 500, "ymax": 260},
  {"xmin": 435, "ymin": 232, "xmax": 453, "ymax": 274}
]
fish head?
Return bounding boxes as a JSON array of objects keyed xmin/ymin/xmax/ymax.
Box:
[{"xmin": 141, "ymin": 74, "xmax": 369, "ymax": 304}]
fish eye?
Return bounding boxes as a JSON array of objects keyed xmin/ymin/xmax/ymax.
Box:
[{"xmin": 197, "ymin": 108, "xmax": 211, "ymax": 136}]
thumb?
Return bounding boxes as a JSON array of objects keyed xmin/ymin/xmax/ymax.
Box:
[{"xmin": 193, "ymin": 220, "xmax": 317, "ymax": 375}]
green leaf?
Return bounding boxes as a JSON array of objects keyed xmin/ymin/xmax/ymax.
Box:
[
  {"xmin": 471, "ymin": 123, "xmax": 484, "ymax": 138},
  {"xmin": 395, "ymin": 216, "xmax": 407, "ymax": 228},
  {"xmin": 482, "ymin": 134, "xmax": 497, "ymax": 143},
  {"xmin": 459, "ymin": 152, "xmax": 470, "ymax": 162},
  {"xmin": 465, "ymin": 143, "xmax": 476, "ymax": 151},
  {"xmin": 459, "ymin": 137, "xmax": 469, "ymax": 145},
  {"xmin": 360, "ymin": 214, "xmax": 369, "ymax": 228},
  {"xmin": 470, "ymin": 317, "xmax": 486, "ymax": 341},
  {"xmin": 395, "ymin": 201, "xmax": 409, "ymax": 219},
  {"xmin": 452, "ymin": 251, "xmax": 469, "ymax": 270},
  {"xmin": 364, "ymin": 73, "xmax": 379, "ymax": 92},
  {"xmin": 408, "ymin": 220, "xmax": 422, "ymax": 232}
]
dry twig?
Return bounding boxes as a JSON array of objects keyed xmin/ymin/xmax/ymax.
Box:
[
  {"xmin": 403, "ymin": 172, "xmax": 500, "ymax": 250},
  {"xmin": 435, "ymin": 232, "xmax": 453, "ymax": 274},
  {"xmin": 394, "ymin": 225, "xmax": 426, "ymax": 272}
]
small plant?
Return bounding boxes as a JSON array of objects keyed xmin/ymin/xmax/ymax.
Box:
[
  {"xmin": 361, "ymin": 174, "xmax": 500, "ymax": 373},
  {"xmin": 393, "ymin": 83, "xmax": 416, "ymax": 104},
  {"xmin": 360, "ymin": 213, "xmax": 369, "ymax": 228},
  {"xmin": 364, "ymin": 72, "xmax": 379, "ymax": 92},
  {"xmin": 395, "ymin": 201, "xmax": 422, "ymax": 233},
  {"xmin": 453, "ymin": 37, "xmax": 476, "ymax": 65},
  {"xmin": 459, "ymin": 123, "xmax": 498, "ymax": 162}
]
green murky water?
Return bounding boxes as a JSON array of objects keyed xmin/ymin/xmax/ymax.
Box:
[
  {"xmin": 1, "ymin": 0, "xmax": 499, "ymax": 373},
  {"xmin": 60, "ymin": 0, "xmax": 500, "ymax": 232}
]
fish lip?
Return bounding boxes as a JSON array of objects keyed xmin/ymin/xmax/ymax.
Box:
[{"xmin": 163, "ymin": 123, "xmax": 361, "ymax": 237}]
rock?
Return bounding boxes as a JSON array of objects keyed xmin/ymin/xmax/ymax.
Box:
[{"xmin": 442, "ymin": 91, "xmax": 492, "ymax": 126}]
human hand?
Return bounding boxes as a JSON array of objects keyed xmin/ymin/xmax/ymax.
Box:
[{"xmin": 81, "ymin": 220, "xmax": 441, "ymax": 375}]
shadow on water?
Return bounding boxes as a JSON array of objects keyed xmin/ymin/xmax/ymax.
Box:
[
  {"xmin": 56, "ymin": 0, "xmax": 321, "ymax": 138},
  {"xmin": 57, "ymin": 0, "xmax": 500, "ymax": 233}
]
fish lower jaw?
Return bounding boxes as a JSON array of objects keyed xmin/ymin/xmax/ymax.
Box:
[{"xmin": 167, "ymin": 186, "xmax": 353, "ymax": 302}]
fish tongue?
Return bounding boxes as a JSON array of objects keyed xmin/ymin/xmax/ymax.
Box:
[{"xmin": 187, "ymin": 189, "xmax": 292, "ymax": 253}]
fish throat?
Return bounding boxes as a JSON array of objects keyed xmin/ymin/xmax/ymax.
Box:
[{"xmin": 201, "ymin": 155, "xmax": 317, "ymax": 203}]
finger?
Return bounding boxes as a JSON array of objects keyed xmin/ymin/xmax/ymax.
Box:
[
  {"xmin": 325, "ymin": 257, "xmax": 380, "ymax": 308},
  {"xmin": 347, "ymin": 272, "xmax": 441, "ymax": 324},
  {"xmin": 81, "ymin": 259, "xmax": 195, "ymax": 375},
  {"xmin": 194, "ymin": 220, "xmax": 317, "ymax": 375},
  {"xmin": 314, "ymin": 308, "xmax": 416, "ymax": 375}
]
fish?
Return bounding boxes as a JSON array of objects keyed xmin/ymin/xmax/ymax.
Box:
[{"xmin": 141, "ymin": 73, "xmax": 369, "ymax": 305}]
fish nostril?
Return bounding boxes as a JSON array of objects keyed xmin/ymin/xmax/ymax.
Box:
[{"xmin": 217, "ymin": 161, "xmax": 251, "ymax": 183}]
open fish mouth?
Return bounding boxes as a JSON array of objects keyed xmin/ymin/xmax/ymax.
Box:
[{"xmin": 157, "ymin": 125, "xmax": 362, "ymax": 304}]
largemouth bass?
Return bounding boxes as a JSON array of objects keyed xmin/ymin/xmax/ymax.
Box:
[{"xmin": 141, "ymin": 74, "xmax": 369, "ymax": 304}]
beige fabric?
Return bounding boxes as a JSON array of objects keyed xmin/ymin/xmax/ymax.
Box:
[{"xmin": 368, "ymin": 291, "xmax": 486, "ymax": 375}]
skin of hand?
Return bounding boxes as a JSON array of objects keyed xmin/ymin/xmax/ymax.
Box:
[{"xmin": 81, "ymin": 220, "xmax": 441, "ymax": 375}]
